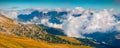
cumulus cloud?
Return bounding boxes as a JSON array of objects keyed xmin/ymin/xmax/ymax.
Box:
[
  {"xmin": 40, "ymin": 18, "xmax": 63, "ymax": 29},
  {"xmin": 62, "ymin": 9, "xmax": 120, "ymax": 37}
]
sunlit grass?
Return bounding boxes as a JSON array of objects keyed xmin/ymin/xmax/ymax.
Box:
[
  {"xmin": 0, "ymin": 33, "xmax": 93, "ymax": 48},
  {"xmin": 58, "ymin": 36, "xmax": 81, "ymax": 44}
]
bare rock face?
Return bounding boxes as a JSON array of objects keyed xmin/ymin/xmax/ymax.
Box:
[
  {"xmin": 0, "ymin": 14, "xmax": 81, "ymax": 45},
  {"xmin": 0, "ymin": 14, "xmax": 48, "ymax": 38}
]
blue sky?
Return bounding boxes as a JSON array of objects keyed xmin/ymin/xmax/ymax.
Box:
[{"xmin": 0, "ymin": 0, "xmax": 120, "ymax": 10}]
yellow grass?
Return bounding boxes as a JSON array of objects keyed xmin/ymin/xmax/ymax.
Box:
[
  {"xmin": 58, "ymin": 36, "xmax": 81, "ymax": 44},
  {"xmin": 0, "ymin": 33, "xmax": 93, "ymax": 48}
]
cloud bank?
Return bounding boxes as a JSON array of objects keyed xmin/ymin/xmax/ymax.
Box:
[
  {"xmin": 0, "ymin": 7, "xmax": 120, "ymax": 38},
  {"xmin": 63, "ymin": 9, "xmax": 118, "ymax": 37}
]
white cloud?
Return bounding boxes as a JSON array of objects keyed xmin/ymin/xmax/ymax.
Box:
[
  {"xmin": 62, "ymin": 8, "xmax": 120, "ymax": 37},
  {"xmin": 40, "ymin": 18, "xmax": 63, "ymax": 29},
  {"xmin": 0, "ymin": 10, "xmax": 18, "ymax": 19}
]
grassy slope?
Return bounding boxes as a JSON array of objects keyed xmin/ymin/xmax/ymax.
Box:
[
  {"xmin": 58, "ymin": 36, "xmax": 81, "ymax": 44},
  {"xmin": 0, "ymin": 14, "xmax": 93, "ymax": 48},
  {"xmin": 0, "ymin": 33, "xmax": 92, "ymax": 48}
]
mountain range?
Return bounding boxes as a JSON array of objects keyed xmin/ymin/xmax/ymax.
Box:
[
  {"xmin": 0, "ymin": 7, "xmax": 120, "ymax": 48},
  {"xmin": 0, "ymin": 14, "xmax": 95, "ymax": 48}
]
